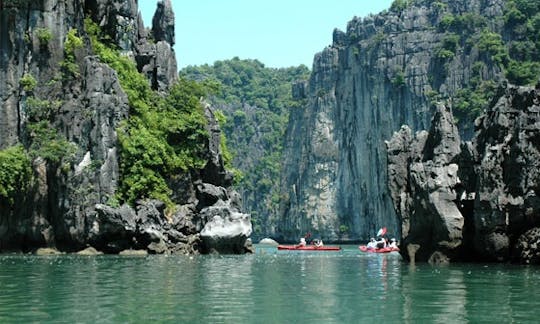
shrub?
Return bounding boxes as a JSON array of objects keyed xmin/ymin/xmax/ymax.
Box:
[
  {"xmin": 20, "ymin": 73, "xmax": 37, "ymax": 92},
  {"xmin": 26, "ymin": 97, "xmax": 54, "ymax": 121},
  {"xmin": 392, "ymin": 71, "xmax": 406, "ymax": 87},
  {"xmin": 27, "ymin": 120, "xmax": 76, "ymax": 164},
  {"xmin": 439, "ymin": 14, "xmax": 455, "ymax": 32},
  {"xmin": 477, "ymin": 29, "xmax": 509, "ymax": 65},
  {"xmin": 439, "ymin": 13, "xmax": 486, "ymax": 34},
  {"xmin": 436, "ymin": 49, "xmax": 455, "ymax": 59},
  {"xmin": 453, "ymin": 80, "xmax": 496, "ymax": 123},
  {"xmin": 506, "ymin": 60, "xmax": 540, "ymax": 85},
  {"xmin": 35, "ymin": 27, "xmax": 52, "ymax": 47},
  {"xmin": 390, "ymin": 0, "xmax": 410, "ymax": 12},
  {"xmin": 61, "ymin": 28, "xmax": 84, "ymax": 77},
  {"xmin": 0, "ymin": 145, "xmax": 32, "ymax": 205}
]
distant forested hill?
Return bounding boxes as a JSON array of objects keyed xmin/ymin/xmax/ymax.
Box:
[{"xmin": 180, "ymin": 58, "xmax": 310, "ymax": 238}]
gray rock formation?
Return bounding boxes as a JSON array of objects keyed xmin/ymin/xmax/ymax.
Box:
[
  {"xmin": 387, "ymin": 104, "xmax": 464, "ymax": 263},
  {"xmin": 85, "ymin": 0, "xmax": 177, "ymax": 91},
  {"xmin": 388, "ymin": 83, "xmax": 540, "ymax": 263},
  {"xmin": 279, "ymin": 0, "xmax": 505, "ymax": 242},
  {"xmin": 472, "ymin": 84, "xmax": 540, "ymax": 262},
  {"xmin": 199, "ymin": 202, "xmax": 252, "ymax": 254}
]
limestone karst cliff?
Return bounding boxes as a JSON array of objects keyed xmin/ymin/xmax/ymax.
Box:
[
  {"xmin": 0, "ymin": 0, "xmax": 251, "ymax": 254},
  {"xmin": 277, "ymin": 0, "xmax": 539, "ymax": 242}
]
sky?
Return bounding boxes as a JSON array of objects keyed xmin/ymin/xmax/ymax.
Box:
[{"xmin": 139, "ymin": 0, "xmax": 394, "ymax": 69}]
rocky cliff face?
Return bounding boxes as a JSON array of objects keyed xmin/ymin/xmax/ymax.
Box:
[
  {"xmin": 0, "ymin": 0, "xmax": 250, "ymax": 254},
  {"xmin": 278, "ymin": 0, "xmax": 506, "ymax": 242},
  {"xmin": 388, "ymin": 82, "xmax": 540, "ymax": 264}
]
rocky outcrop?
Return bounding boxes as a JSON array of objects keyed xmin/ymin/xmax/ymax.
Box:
[
  {"xmin": 387, "ymin": 104, "xmax": 464, "ymax": 263},
  {"xmin": 471, "ymin": 84, "xmax": 540, "ymax": 262},
  {"xmin": 279, "ymin": 0, "xmax": 505, "ymax": 242},
  {"xmin": 0, "ymin": 0, "xmax": 250, "ymax": 254},
  {"xmin": 388, "ymin": 83, "xmax": 540, "ymax": 263}
]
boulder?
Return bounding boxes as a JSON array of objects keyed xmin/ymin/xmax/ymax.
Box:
[
  {"xmin": 196, "ymin": 182, "xmax": 229, "ymax": 210},
  {"xmin": 76, "ymin": 247, "xmax": 103, "ymax": 255},
  {"xmin": 89, "ymin": 204, "xmax": 137, "ymax": 253},
  {"xmin": 35, "ymin": 247, "xmax": 63, "ymax": 255},
  {"xmin": 200, "ymin": 204, "xmax": 252, "ymax": 254},
  {"xmin": 514, "ymin": 227, "xmax": 540, "ymax": 264},
  {"xmin": 119, "ymin": 249, "xmax": 148, "ymax": 256},
  {"xmin": 259, "ymin": 238, "xmax": 279, "ymax": 246}
]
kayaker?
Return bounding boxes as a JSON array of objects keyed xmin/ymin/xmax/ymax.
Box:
[
  {"xmin": 367, "ymin": 238, "xmax": 377, "ymax": 249},
  {"xmin": 298, "ymin": 237, "xmax": 307, "ymax": 247},
  {"xmin": 314, "ymin": 239, "xmax": 324, "ymax": 247},
  {"xmin": 389, "ymin": 238, "xmax": 398, "ymax": 249},
  {"xmin": 376, "ymin": 237, "xmax": 386, "ymax": 249}
]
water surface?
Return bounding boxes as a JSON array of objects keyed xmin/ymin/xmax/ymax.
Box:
[{"xmin": 0, "ymin": 245, "xmax": 538, "ymax": 323}]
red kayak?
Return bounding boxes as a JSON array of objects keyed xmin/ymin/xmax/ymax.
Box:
[
  {"xmin": 359, "ymin": 245, "xmax": 399, "ymax": 253},
  {"xmin": 277, "ymin": 245, "xmax": 341, "ymax": 251}
]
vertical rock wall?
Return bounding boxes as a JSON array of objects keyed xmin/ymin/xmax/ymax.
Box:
[{"xmin": 278, "ymin": 0, "xmax": 505, "ymax": 242}]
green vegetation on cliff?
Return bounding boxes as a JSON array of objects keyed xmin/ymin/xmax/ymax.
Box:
[
  {"xmin": 426, "ymin": 0, "xmax": 540, "ymax": 132},
  {"xmin": 181, "ymin": 58, "xmax": 310, "ymax": 235},
  {"xmin": 85, "ymin": 19, "xmax": 211, "ymax": 209},
  {"xmin": 0, "ymin": 145, "xmax": 32, "ymax": 206}
]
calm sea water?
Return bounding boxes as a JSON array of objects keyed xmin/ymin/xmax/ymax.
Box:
[{"xmin": 0, "ymin": 245, "xmax": 539, "ymax": 323}]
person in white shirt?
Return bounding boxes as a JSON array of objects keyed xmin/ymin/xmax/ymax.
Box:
[{"xmin": 366, "ymin": 238, "xmax": 377, "ymax": 249}]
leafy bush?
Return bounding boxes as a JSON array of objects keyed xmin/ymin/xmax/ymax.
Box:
[
  {"xmin": 35, "ymin": 27, "xmax": 52, "ymax": 47},
  {"xmin": 61, "ymin": 28, "xmax": 84, "ymax": 77},
  {"xmin": 453, "ymin": 80, "xmax": 496, "ymax": 124},
  {"xmin": 0, "ymin": 145, "xmax": 32, "ymax": 205},
  {"xmin": 390, "ymin": 0, "xmax": 410, "ymax": 12},
  {"xmin": 501, "ymin": 1, "xmax": 540, "ymax": 85},
  {"xmin": 20, "ymin": 74, "xmax": 37, "ymax": 92},
  {"xmin": 392, "ymin": 71, "xmax": 406, "ymax": 86},
  {"xmin": 506, "ymin": 60, "xmax": 540, "ymax": 85},
  {"xmin": 439, "ymin": 13, "xmax": 486, "ymax": 34},
  {"xmin": 27, "ymin": 120, "xmax": 76, "ymax": 164},
  {"xmin": 436, "ymin": 49, "xmax": 455, "ymax": 59},
  {"xmin": 477, "ymin": 29, "xmax": 509, "ymax": 65},
  {"xmin": 26, "ymin": 97, "xmax": 59, "ymax": 121}
]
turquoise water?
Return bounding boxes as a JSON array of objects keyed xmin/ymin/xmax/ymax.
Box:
[{"xmin": 0, "ymin": 245, "xmax": 539, "ymax": 323}]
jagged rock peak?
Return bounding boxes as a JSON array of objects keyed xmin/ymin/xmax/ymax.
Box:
[
  {"xmin": 422, "ymin": 103, "xmax": 461, "ymax": 165},
  {"xmin": 85, "ymin": 0, "xmax": 139, "ymax": 52},
  {"xmin": 152, "ymin": 0, "xmax": 175, "ymax": 46},
  {"xmin": 387, "ymin": 103, "xmax": 464, "ymax": 263}
]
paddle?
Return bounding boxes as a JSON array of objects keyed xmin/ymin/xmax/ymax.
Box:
[{"xmin": 376, "ymin": 227, "xmax": 387, "ymax": 237}]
